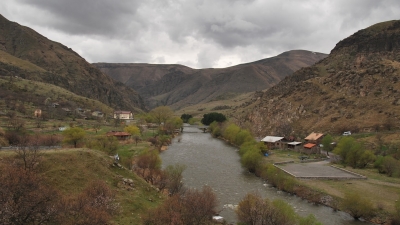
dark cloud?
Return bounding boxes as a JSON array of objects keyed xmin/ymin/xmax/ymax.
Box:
[
  {"xmin": 1, "ymin": 0, "xmax": 400, "ymax": 68},
  {"xmin": 16, "ymin": 0, "xmax": 143, "ymax": 37}
]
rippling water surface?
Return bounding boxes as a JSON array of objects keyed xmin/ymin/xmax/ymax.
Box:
[{"xmin": 160, "ymin": 125, "xmax": 369, "ymax": 225}]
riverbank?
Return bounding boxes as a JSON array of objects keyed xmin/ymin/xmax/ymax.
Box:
[{"xmin": 206, "ymin": 122, "xmax": 396, "ymax": 224}]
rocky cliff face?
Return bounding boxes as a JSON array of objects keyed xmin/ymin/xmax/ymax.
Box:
[
  {"xmin": 240, "ymin": 20, "xmax": 400, "ymax": 137},
  {"xmin": 0, "ymin": 14, "xmax": 145, "ymax": 112},
  {"xmin": 95, "ymin": 50, "xmax": 327, "ymax": 109}
]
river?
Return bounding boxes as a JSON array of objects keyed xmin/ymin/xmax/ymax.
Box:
[{"xmin": 160, "ymin": 125, "xmax": 369, "ymax": 225}]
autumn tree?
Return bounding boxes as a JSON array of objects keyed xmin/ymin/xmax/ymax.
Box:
[{"xmin": 62, "ymin": 127, "xmax": 86, "ymax": 148}]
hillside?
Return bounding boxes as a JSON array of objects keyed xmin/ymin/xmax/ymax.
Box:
[
  {"xmin": 94, "ymin": 50, "xmax": 327, "ymax": 109},
  {"xmin": 0, "ymin": 14, "xmax": 145, "ymax": 112},
  {"xmin": 238, "ymin": 20, "xmax": 400, "ymax": 138},
  {"xmin": 0, "ymin": 148, "xmax": 162, "ymax": 224}
]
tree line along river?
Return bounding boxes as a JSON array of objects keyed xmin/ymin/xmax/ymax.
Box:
[{"xmin": 160, "ymin": 125, "xmax": 369, "ymax": 225}]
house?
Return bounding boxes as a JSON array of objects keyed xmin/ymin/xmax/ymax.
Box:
[
  {"xmin": 304, "ymin": 132, "xmax": 324, "ymax": 144},
  {"xmin": 114, "ymin": 111, "xmax": 133, "ymax": 120},
  {"xmin": 287, "ymin": 141, "xmax": 302, "ymax": 151},
  {"xmin": 92, "ymin": 111, "xmax": 104, "ymax": 118},
  {"xmin": 62, "ymin": 108, "xmax": 72, "ymax": 115},
  {"xmin": 303, "ymin": 143, "xmax": 319, "ymax": 154},
  {"xmin": 106, "ymin": 131, "xmax": 131, "ymax": 140},
  {"xmin": 34, "ymin": 109, "xmax": 42, "ymax": 117},
  {"xmin": 59, "ymin": 126, "xmax": 67, "ymax": 131},
  {"xmin": 261, "ymin": 136, "xmax": 285, "ymax": 149}
]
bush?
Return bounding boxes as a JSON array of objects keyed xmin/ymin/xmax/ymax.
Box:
[
  {"xmin": 142, "ymin": 186, "xmax": 217, "ymax": 225},
  {"xmin": 341, "ymin": 192, "xmax": 375, "ymax": 220},
  {"xmin": 241, "ymin": 148, "xmax": 262, "ymax": 173},
  {"xmin": 234, "ymin": 129, "xmax": 253, "ymax": 146},
  {"xmin": 236, "ymin": 193, "xmax": 316, "ymax": 225},
  {"xmin": 223, "ymin": 123, "xmax": 240, "ymax": 143}
]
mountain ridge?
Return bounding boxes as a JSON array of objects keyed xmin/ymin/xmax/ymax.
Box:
[
  {"xmin": 94, "ymin": 50, "xmax": 327, "ymax": 109},
  {"xmin": 239, "ymin": 20, "xmax": 400, "ymax": 137},
  {"xmin": 0, "ymin": 14, "xmax": 146, "ymax": 112}
]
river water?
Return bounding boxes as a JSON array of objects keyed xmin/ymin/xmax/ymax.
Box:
[{"xmin": 160, "ymin": 125, "xmax": 368, "ymax": 225}]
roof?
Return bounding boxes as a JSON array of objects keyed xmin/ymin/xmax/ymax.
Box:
[
  {"xmin": 287, "ymin": 141, "xmax": 302, "ymax": 145},
  {"xmin": 304, "ymin": 143, "xmax": 316, "ymax": 148},
  {"xmin": 114, "ymin": 111, "xmax": 132, "ymax": 114},
  {"xmin": 304, "ymin": 132, "xmax": 324, "ymax": 141},
  {"xmin": 261, "ymin": 136, "xmax": 284, "ymax": 143},
  {"xmin": 107, "ymin": 131, "xmax": 131, "ymax": 136}
]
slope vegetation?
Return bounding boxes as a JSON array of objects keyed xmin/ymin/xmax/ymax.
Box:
[
  {"xmin": 240, "ymin": 20, "xmax": 400, "ymax": 137},
  {"xmin": 0, "ymin": 14, "xmax": 145, "ymax": 112}
]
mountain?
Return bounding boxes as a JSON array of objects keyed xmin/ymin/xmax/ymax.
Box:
[
  {"xmin": 94, "ymin": 50, "xmax": 327, "ymax": 109},
  {"xmin": 239, "ymin": 20, "xmax": 400, "ymax": 137},
  {"xmin": 0, "ymin": 14, "xmax": 145, "ymax": 112}
]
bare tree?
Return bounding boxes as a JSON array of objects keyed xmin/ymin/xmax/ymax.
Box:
[
  {"xmin": 15, "ymin": 135, "xmax": 42, "ymax": 171},
  {"xmin": 0, "ymin": 165, "xmax": 61, "ymax": 225}
]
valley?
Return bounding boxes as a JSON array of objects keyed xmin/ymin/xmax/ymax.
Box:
[{"xmin": 1, "ymin": 12, "xmax": 400, "ymax": 225}]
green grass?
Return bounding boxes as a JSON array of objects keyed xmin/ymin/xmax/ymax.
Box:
[{"xmin": 0, "ymin": 148, "xmax": 164, "ymax": 225}]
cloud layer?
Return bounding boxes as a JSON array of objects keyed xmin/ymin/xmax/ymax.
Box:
[{"xmin": 1, "ymin": 0, "xmax": 399, "ymax": 68}]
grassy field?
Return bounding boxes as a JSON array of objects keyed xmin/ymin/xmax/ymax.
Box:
[{"xmin": 266, "ymin": 149, "xmax": 400, "ymax": 218}]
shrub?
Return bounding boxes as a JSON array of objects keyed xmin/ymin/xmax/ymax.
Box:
[
  {"xmin": 234, "ymin": 129, "xmax": 253, "ymax": 146},
  {"xmin": 341, "ymin": 192, "xmax": 375, "ymax": 220},
  {"xmin": 223, "ymin": 123, "xmax": 240, "ymax": 143},
  {"xmin": 241, "ymin": 148, "xmax": 262, "ymax": 173}
]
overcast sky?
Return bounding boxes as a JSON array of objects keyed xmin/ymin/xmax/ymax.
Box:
[{"xmin": 1, "ymin": 0, "xmax": 399, "ymax": 69}]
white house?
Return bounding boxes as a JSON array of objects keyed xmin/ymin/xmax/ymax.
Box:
[
  {"xmin": 113, "ymin": 111, "xmax": 133, "ymax": 120},
  {"xmin": 261, "ymin": 136, "xmax": 285, "ymax": 149}
]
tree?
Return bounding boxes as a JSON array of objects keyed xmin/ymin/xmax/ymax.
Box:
[
  {"xmin": 62, "ymin": 127, "xmax": 86, "ymax": 148},
  {"xmin": 62, "ymin": 180, "xmax": 118, "ymax": 225},
  {"xmin": 321, "ymin": 134, "xmax": 334, "ymax": 155},
  {"xmin": 333, "ymin": 137, "xmax": 366, "ymax": 168},
  {"xmin": 165, "ymin": 163, "xmax": 186, "ymax": 196},
  {"xmin": 180, "ymin": 114, "xmax": 193, "ymax": 123},
  {"xmin": 124, "ymin": 125, "xmax": 141, "ymax": 136},
  {"xmin": 180, "ymin": 186, "xmax": 217, "ymax": 225},
  {"xmin": 201, "ymin": 112, "xmax": 227, "ymax": 125},
  {"xmin": 223, "ymin": 123, "xmax": 240, "ymax": 143},
  {"xmin": 241, "ymin": 148, "xmax": 262, "ymax": 173},
  {"xmin": 381, "ymin": 156, "xmax": 400, "ymax": 177},
  {"xmin": 0, "ymin": 165, "xmax": 61, "ymax": 225},
  {"xmin": 150, "ymin": 106, "xmax": 174, "ymax": 127},
  {"xmin": 142, "ymin": 186, "xmax": 217, "ymax": 225},
  {"xmin": 135, "ymin": 150, "xmax": 162, "ymax": 182},
  {"xmin": 165, "ymin": 117, "xmax": 183, "ymax": 133},
  {"xmin": 15, "ymin": 135, "xmax": 42, "ymax": 171},
  {"xmin": 236, "ymin": 193, "xmax": 300, "ymax": 225}
]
